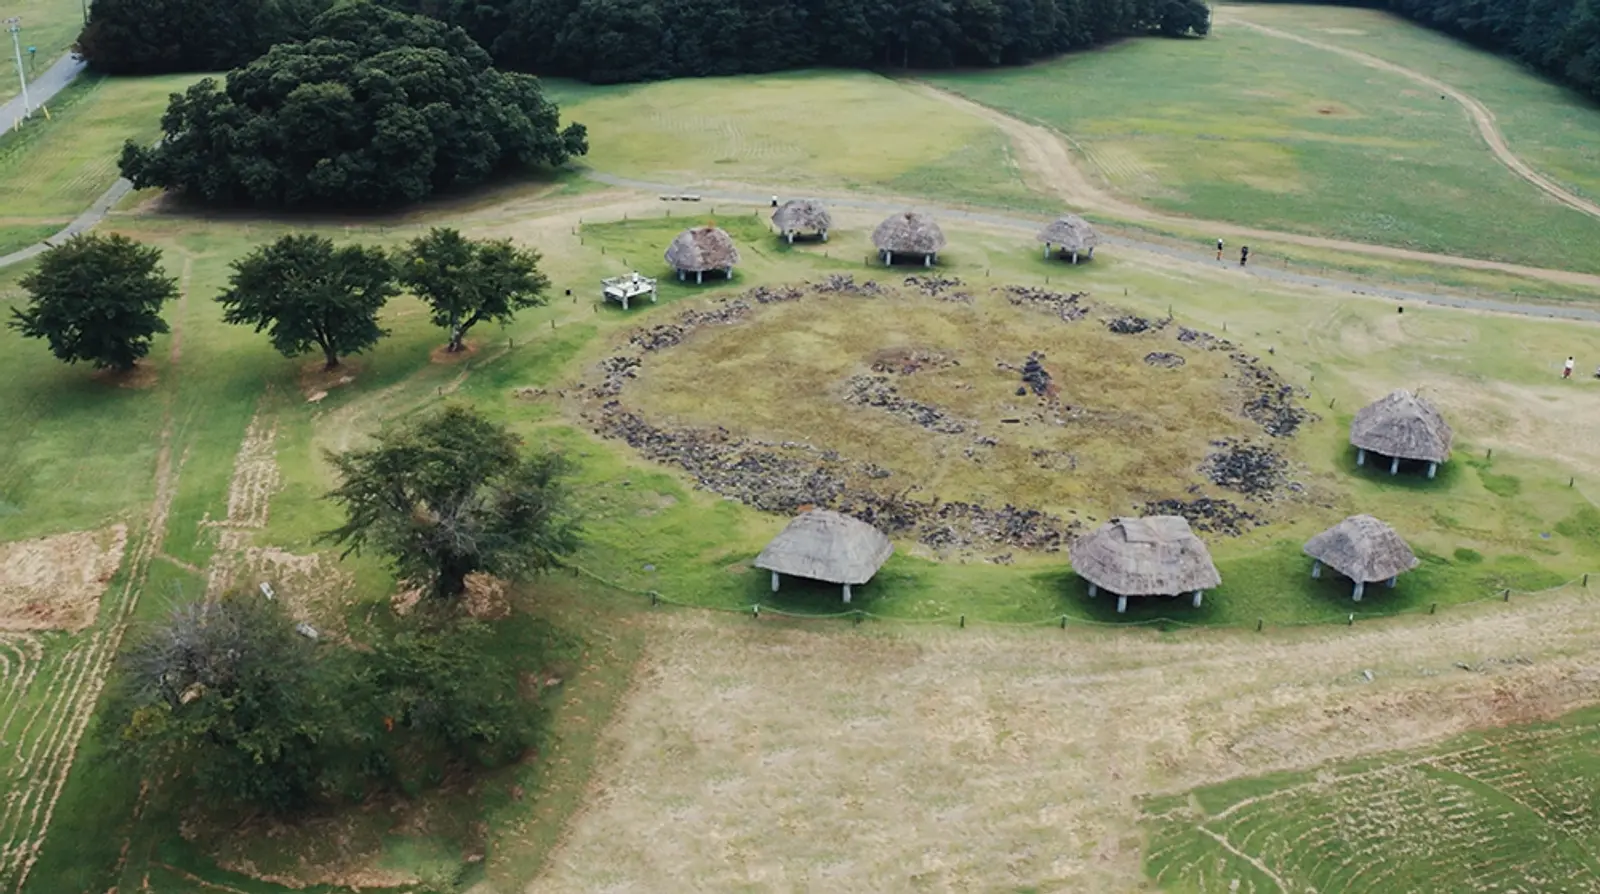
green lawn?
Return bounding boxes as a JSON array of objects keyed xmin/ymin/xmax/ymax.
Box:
[
  {"xmin": 925, "ymin": 15, "xmax": 1600, "ymax": 273},
  {"xmin": 549, "ymin": 70, "xmax": 1046, "ymax": 211},
  {"xmin": 0, "ymin": 72, "xmax": 206, "ymax": 238},
  {"xmin": 5, "ymin": 42, "xmax": 1600, "ymax": 891},
  {"xmin": 1143, "ymin": 703, "xmax": 1600, "ymax": 892},
  {"xmin": 1234, "ymin": 3, "xmax": 1600, "ymax": 205}
]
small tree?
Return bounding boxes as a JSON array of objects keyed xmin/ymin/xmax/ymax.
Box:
[
  {"xmin": 10, "ymin": 234, "xmax": 178, "ymax": 371},
  {"xmin": 324, "ymin": 404, "xmax": 581, "ymax": 599},
  {"xmin": 217, "ymin": 234, "xmax": 397, "ymax": 369},
  {"xmin": 398, "ymin": 228, "xmax": 551, "ymax": 353},
  {"xmin": 102, "ymin": 594, "xmax": 339, "ymax": 813}
]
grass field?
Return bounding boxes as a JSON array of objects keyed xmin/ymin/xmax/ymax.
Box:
[
  {"xmin": 0, "ymin": 0, "xmax": 85, "ymax": 103},
  {"xmin": 0, "ymin": 73, "xmax": 205, "ymax": 251},
  {"xmin": 925, "ymin": 9, "xmax": 1600, "ymax": 273},
  {"xmin": 1235, "ymin": 3, "xmax": 1600, "ymax": 205},
  {"xmin": 1144, "ymin": 703, "xmax": 1600, "ymax": 892},
  {"xmin": 547, "ymin": 71, "xmax": 1048, "ymax": 212},
  {"xmin": 3, "ymin": 16, "xmax": 1600, "ymax": 891}
]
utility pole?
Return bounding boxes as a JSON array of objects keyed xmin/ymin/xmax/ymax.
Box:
[{"xmin": 5, "ymin": 18, "xmax": 28, "ymax": 119}]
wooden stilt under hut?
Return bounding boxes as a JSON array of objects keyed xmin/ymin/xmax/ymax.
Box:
[
  {"xmin": 1036, "ymin": 214, "xmax": 1100, "ymax": 264},
  {"xmin": 1069, "ymin": 516, "xmax": 1221, "ymax": 614},
  {"xmin": 665, "ymin": 225, "xmax": 740, "ymax": 284},
  {"xmin": 1349, "ymin": 389, "xmax": 1453, "ymax": 478},
  {"xmin": 1304, "ymin": 514, "xmax": 1419, "ymax": 601},
  {"xmin": 872, "ymin": 211, "xmax": 946, "ymax": 267},
  {"xmin": 755, "ymin": 509, "xmax": 893, "ymax": 604}
]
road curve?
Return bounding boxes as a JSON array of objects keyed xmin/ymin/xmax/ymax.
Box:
[
  {"xmin": 912, "ymin": 83, "xmax": 1600, "ymax": 291},
  {"xmin": 1227, "ymin": 16, "xmax": 1600, "ymax": 222}
]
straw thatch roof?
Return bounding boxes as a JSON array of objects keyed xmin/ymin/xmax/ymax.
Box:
[
  {"xmin": 1037, "ymin": 214, "xmax": 1100, "ymax": 252},
  {"xmin": 754, "ymin": 509, "xmax": 893, "ymax": 585},
  {"xmin": 1349, "ymin": 390, "xmax": 1452, "ymax": 463},
  {"xmin": 1304, "ymin": 515, "xmax": 1418, "ymax": 582},
  {"xmin": 664, "ymin": 226, "xmax": 740, "ymax": 272},
  {"xmin": 772, "ymin": 199, "xmax": 832, "ymax": 234},
  {"xmin": 1070, "ymin": 516, "xmax": 1222, "ymax": 596},
  {"xmin": 872, "ymin": 212, "xmax": 946, "ymax": 254}
]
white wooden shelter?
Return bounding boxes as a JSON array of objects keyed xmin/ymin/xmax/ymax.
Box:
[{"xmin": 602, "ymin": 273, "xmax": 658, "ymax": 310}]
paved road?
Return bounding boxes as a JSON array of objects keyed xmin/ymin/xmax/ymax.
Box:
[
  {"xmin": 0, "ymin": 54, "xmax": 85, "ymax": 125},
  {"xmin": 0, "ymin": 54, "xmax": 139, "ymax": 270},
  {"xmin": 588, "ymin": 171, "xmax": 1600, "ymax": 324}
]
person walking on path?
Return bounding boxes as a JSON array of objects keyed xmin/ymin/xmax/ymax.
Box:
[
  {"xmin": 1240, "ymin": 245, "xmax": 1250, "ymax": 267},
  {"xmin": 1564, "ymin": 356, "xmax": 1575, "ymax": 379},
  {"xmin": 1216, "ymin": 238, "xmax": 1224, "ymax": 261}
]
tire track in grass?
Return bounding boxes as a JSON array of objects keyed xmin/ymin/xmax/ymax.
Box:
[
  {"xmin": 1225, "ymin": 15, "xmax": 1600, "ymax": 222},
  {"xmin": 0, "ymin": 355, "xmax": 183, "ymax": 890}
]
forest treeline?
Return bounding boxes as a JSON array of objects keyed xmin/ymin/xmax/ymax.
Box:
[
  {"xmin": 78, "ymin": 0, "xmax": 1211, "ymax": 82},
  {"xmin": 1242, "ymin": 0, "xmax": 1600, "ymax": 101}
]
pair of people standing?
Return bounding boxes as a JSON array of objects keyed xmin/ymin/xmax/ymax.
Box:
[{"xmin": 1216, "ymin": 238, "xmax": 1249, "ymax": 266}]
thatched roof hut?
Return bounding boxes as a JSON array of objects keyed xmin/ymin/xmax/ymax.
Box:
[
  {"xmin": 1350, "ymin": 389, "xmax": 1452, "ymax": 477},
  {"xmin": 664, "ymin": 226, "xmax": 739, "ymax": 283},
  {"xmin": 1304, "ymin": 514, "xmax": 1419, "ymax": 601},
  {"xmin": 772, "ymin": 199, "xmax": 832, "ymax": 243},
  {"xmin": 872, "ymin": 212, "xmax": 946, "ymax": 267},
  {"xmin": 1070, "ymin": 516, "xmax": 1221, "ymax": 612},
  {"xmin": 755, "ymin": 509, "xmax": 893, "ymax": 603},
  {"xmin": 1037, "ymin": 214, "xmax": 1099, "ymax": 263}
]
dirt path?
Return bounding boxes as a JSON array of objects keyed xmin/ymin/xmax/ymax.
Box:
[
  {"xmin": 909, "ymin": 83, "xmax": 1600, "ymax": 291},
  {"xmin": 1225, "ymin": 14, "xmax": 1600, "ymax": 222}
]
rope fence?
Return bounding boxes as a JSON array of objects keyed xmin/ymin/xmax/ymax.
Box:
[{"xmin": 560, "ymin": 562, "xmax": 1600, "ymax": 635}]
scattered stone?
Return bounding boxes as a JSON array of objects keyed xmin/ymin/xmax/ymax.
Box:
[
  {"xmin": 814, "ymin": 274, "xmax": 883, "ymax": 296},
  {"xmin": 903, "ymin": 275, "xmax": 971, "ymax": 302},
  {"xmin": 1178, "ymin": 327, "xmax": 1231, "ymax": 350},
  {"xmin": 745, "ymin": 284, "xmax": 805, "ymax": 304},
  {"xmin": 588, "ymin": 404, "xmax": 1073, "ymax": 552},
  {"xmin": 591, "ymin": 354, "xmax": 641, "ymax": 397},
  {"xmin": 1020, "ymin": 352, "xmax": 1053, "ymax": 396},
  {"xmin": 1144, "ymin": 351, "xmax": 1186, "ymax": 369},
  {"xmin": 1003, "ymin": 285, "xmax": 1088, "ymax": 322},
  {"xmin": 869, "ymin": 347, "xmax": 959, "ymax": 375},
  {"xmin": 1143, "ymin": 496, "xmax": 1260, "ymax": 536},
  {"xmin": 1107, "ymin": 315, "xmax": 1156, "ymax": 335},
  {"xmin": 1202, "ymin": 439, "xmax": 1288, "ymax": 498},
  {"xmin": 628, "ymin": 300, "xmax": 752, "ymax": 353},
  {"xmin": 843, "ymin": 375, "xmax": 968, "ymax": 434},
  {"xmin": 1231, "ymin": 353, "xmax": 1315, "ymax": 437}
]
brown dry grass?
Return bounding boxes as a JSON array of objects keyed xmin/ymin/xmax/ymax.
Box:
[
  {"xmin": 528, "ymin": 591, "xmax": 1600, "ymax": 892},
  {"xmin": 615, "ymin": 285, "xmax": 1295, "ymax": 526},
  {"xmin": 0, "ymin": 526, "xmax": 128, "ymax": 632}
]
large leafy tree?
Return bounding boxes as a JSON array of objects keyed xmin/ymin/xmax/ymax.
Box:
[
  {"xmin": 118, "ymin": 0, "xmax": 588, "ymax": 209},
  {"xmin": 397, "ymin": 228, "xmax": 551, "ymax": 353},
  {"xmin": 78, "ymin": 0, "xmax": 326, "ymax": 74},
  {"xmin": 325, "ymin": 404, "xmax": 581, "ymax": 599},
  {"xmin": 218, "ymin": 234, "xmax": 397, "ymax": 370},
  {"xmin": 102, "ymin": 595, "xmax": 341, "ymax": 813},
  {"xmin": 10, "ymin": 234, "xmax": 178, "ymax": 371}
]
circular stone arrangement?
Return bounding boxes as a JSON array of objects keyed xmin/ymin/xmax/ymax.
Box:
[{"xmin": 573, "ymin": 275, "xmax": 1318, "ymax": 557}]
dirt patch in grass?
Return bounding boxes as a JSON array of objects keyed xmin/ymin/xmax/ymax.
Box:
[
  {"xmin": 529, "ymin": 590, "xmax": 1600, "ymax": 891},
  {"xmin": 299, "ymin": 360, "xmax": 362, "ymax": 402},
  {"xmin": 90, "ymin": 362, "xmax": 158, "ymax": 390},
  {"xmin": 0, "ymin": 525, "xmax": 128, "ymax": 632},
  {"xmin": 429, "ymin": 340, "xmax": 482, "ymax": 364}
]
